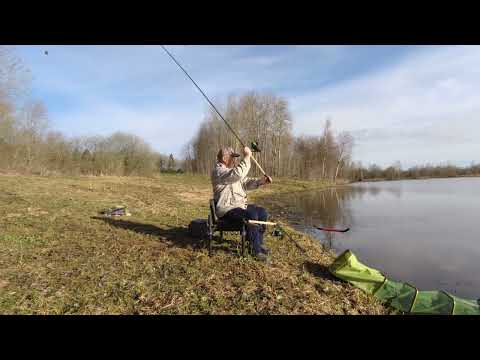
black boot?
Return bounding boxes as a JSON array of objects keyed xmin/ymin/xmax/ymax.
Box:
[
  {"xmin": 260, "ymin": 246, "xmax": 271, "ymax": 255},
  {"xmin": 255, "ymin": 252, "xmax": 270, "ymax": 263}
]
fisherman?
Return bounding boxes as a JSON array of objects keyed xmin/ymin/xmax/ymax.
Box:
[{"xmin": 211, "ymin": 146, "xmax": 273, "ymax": 261}]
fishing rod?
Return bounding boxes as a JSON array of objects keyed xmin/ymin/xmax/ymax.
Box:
[
  {"xmin": 162, "ymin": 46, "xmax": 350, "ymax": 237},
  {"xmin": 160, "ymin": 45, "xmax": 269, "ymax": 178},
  {"xmin": 315, "ymin": 226, "xmax": 350, "ymax": 233},
  {"xmin": 251, "ymin": 220, "xmax": 349, "ymax": 253},
  {"xmin": 247, "ymin": 219, "xmax": 307, "ymax": 253},
  {"xmin": 275, "ymin": 223, "xmax": 350, "ymax": 253},
  {"xmin": 278, "ymin": 225, "xmax": 307, "ymax": 253}
]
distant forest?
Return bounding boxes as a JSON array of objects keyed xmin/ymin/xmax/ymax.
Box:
[
  {"xmin": 183, "ymin": 92, "xmax": 354, "ymax": 182},
  {"xmin": 1, "ymin": 46, "xmax": 479, "ymax": 181},
  {"xmin": 352, "ymin": 162, "xmax": 480, "ymax": 182},
  {"xmin": 0, "ymin": 46, "xmax": 176, "ymax": 177},
  {"xmin": 182, "ymin": 92, "xmax": 480, "ymax": 181}
]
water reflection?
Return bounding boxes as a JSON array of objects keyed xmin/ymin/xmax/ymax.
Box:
[
  {"xmin": 262, "ymin": 178, "xmax": 480, "ymax": 299},
  {"xmin": 353, "ymin": 183, "xmax": 403, "ymax": 198},
  {"xmin": 285, "ymin": 187, "xmax": 355, "ymax": 228},
  {"xmin": 265, "ymin": 184, "xmax": 403, "ymax": 246},
  {"xmin": 263, "ymin": 186, "xmax": 359, "ymax": 251}
]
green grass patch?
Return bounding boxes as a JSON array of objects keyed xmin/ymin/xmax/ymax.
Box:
[{"xmin": 0, "ymin": 234, "xmax": 46, "ymax": 247}]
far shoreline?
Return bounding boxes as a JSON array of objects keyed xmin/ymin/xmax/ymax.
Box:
[{"xmin": 349, "ymin": 174, "xmax": 480, "ymax": 184}]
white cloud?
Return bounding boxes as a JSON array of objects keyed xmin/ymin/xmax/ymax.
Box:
[
  {"xmin": 53, "ymin": 102, "xmax": 205, "ymax": 156},
  {"xmin": 290, "ymin": 45, "xmax": 480, "ymax": 167},
  {"xmin": 18, "ymin": 45, "xmax": 480, "ymax": 167},
  {"xmin": 20, "ymin": 45, "xmax": 349, "ymax": 155}
]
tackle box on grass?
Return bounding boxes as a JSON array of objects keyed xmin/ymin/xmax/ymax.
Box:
[{"xmin": 188, "ymin": 219, "xmax": 209, "ymax": 238}]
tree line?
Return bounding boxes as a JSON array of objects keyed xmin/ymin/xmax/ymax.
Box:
[
  {"xmin": 3, "ymin": 46, "xmax": 478, "ymax": 182},
  {"xmin": 183, "ymin": 91, "xmax": 480, "ymax": 183},
  {"xmin": 0, "ymin": 46, "xmax": 179, "ymax": 177},
  {"xmin": 349, "ymin": 161, "xmax": 480, "ymax": 182},
  {"xmin": 183, "ymin": 92, "xmax": 354, "ymax": 182}
]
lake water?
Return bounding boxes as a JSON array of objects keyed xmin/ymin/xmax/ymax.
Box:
[{"xmin": 262, "ymin": 177, "xmax": 480, "ymax": 300}]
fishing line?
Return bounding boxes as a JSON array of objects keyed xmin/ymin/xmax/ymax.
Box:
[
  {"xmin": 160, "ymin": 45, "xmax": 245, "ymax": 147},
  {"xmin": 160, "ymin": 45, "xmax": 269, "ymax": 177}
]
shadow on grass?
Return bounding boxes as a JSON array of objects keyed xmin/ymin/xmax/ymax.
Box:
[
  {"xmin": 303, "ymin": 261, "xmax": 335, "ymax": 281},
  {"xmin": 91, "ymin": 216, "xmax": 241, "ymax": 255}
]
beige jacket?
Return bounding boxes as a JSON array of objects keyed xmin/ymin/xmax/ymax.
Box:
[{"xmin": 211, "ymin": 157, "xmax": 261, "ymax": 218}]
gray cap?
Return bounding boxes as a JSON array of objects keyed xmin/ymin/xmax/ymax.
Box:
[{"xmin": 217, "ymin": 147, "xmax": 240, "ymax": 161}]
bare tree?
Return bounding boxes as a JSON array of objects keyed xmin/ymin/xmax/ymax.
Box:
[
  {"xmin": 188, "ymin": 92, "xmax": 295, "ymax": 178},
  {"xmin": 167, "ymin": 154, "xmax": 176, "ymax": 171},
  {"xmin": 17, "ymin": 100, "xmax": 49, "ymax": 170},
  {"xmin": 0, "ymin": 46, "xmax": 32, "ymax": 104},
  {"xmin": 333, "ymin": 131, "xmax": 354, "ymax": 182}
]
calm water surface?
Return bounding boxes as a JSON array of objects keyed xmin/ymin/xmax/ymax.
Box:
[{"xmin": 263, "ymin": 177, "xmax": 480, "ymax": 299}]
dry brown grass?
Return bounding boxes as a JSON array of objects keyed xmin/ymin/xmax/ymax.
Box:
[{"xmin": 0, "ymin": 173, "xmax": 388, "ymax": 314}]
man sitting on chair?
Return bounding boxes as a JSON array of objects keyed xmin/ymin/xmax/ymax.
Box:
[{"xmin": 211, "ymin": 146, "xmax": 273, "ymax": 261}]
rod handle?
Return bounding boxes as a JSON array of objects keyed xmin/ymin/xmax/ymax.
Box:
[
  {"xmin": 248, "ymin": 220, "xmax": 277, "ymax": 226},
  {"xmin": 250, "ymin": 155, "xmax": 267, "ymax": 176}
]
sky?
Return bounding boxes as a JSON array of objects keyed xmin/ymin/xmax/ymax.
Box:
[{"xmin": 14, "ymin": 45, "xmax": 480, "ymax": 168}]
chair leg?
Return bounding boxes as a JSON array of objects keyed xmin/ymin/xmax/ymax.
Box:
[
  {"xmin": 208, "ymin": 231, "xmax": 212, "ymax": 256},
  {"xmin": 241, "ymin": 230, "xmax": 245, "ymax": 257},
  {"xmin": 207, "ymin": 216, "xmax": 213, "ymax": 256},
  {"xmin": 220, "ymin": 231, "xmax": 223, "ymax": 242}
]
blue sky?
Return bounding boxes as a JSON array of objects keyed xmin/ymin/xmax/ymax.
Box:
[{"xmin": 15, "ymin": 45, "xmax": 480, "ymax": 168}]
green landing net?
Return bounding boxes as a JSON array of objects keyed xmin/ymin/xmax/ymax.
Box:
[{"xmin": 329, "ymin": 250, "xmax": 480, "ymax": 315}]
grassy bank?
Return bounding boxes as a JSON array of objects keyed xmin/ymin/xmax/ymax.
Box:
[{"xmin": 0, "ymin": 174, "xmax": 388, "ymax": 314}]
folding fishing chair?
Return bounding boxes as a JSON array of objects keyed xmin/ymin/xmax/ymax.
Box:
[{"xmin": 207, "ymin": 199, "xmax": 253, "ymax": 257}]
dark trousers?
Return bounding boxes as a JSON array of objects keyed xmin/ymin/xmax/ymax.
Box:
[{"xmin": 221, "ymin": 204, "xmax": 268, "ymax": 254}]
